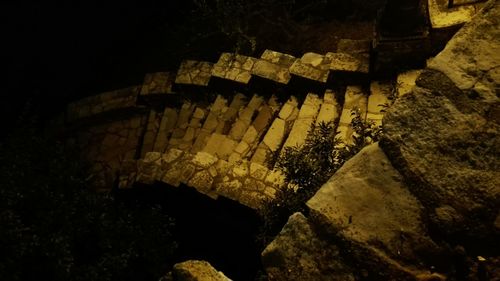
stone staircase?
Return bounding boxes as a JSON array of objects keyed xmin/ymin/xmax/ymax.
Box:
[{"xmin": 65, "ymin": 44, "xmax": 423, "ymax": 209}]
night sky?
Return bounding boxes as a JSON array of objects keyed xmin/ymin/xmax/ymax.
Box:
[{"xmin": 2, "ymin": 1, "xmax": 194, "ymax": 131}]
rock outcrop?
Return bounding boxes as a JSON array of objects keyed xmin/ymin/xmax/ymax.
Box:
[
  {"xmin": 263, "ymin": 1, "xmax": 499, "ymax": 280},
  {"xmin": 172, "ymin": 260, "xmax": 231, "ymax": 281},
  {"xmin": 382, "ymin": 0, "xmax": 500, "ymax": 243},
  {"xmin": 306, "ymin": 143, "xmax": 445, "ymax": 280},
  {"xmin": 262, "ymin": 213, "xmax": 354, "ymax": 281}
]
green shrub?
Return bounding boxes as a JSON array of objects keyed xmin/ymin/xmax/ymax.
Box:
[{"xmin": 257, "ymin": 109, "xmax": 382, "ymax": 246}]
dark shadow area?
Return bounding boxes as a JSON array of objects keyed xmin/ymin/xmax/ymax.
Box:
[{"xmin": 115, "ymin": 183, "xmax": 264, "ymax": 281}]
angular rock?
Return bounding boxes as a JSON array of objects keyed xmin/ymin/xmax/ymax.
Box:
[
  {"xmin": 262, "ymin": 213, "xmax": 355, "ymax": 281},
  {"xmin": 173, "ymin": 260, "xmax": 231, "ymax": 281},
  {"xmin": 307, "ymin": 143, "xmax": 444, "ymax": 280},
  {"xmin": 381, "ymin": 69, "xmax": 500, "ymax": 242},
  {"xmin": 427, "ymin": 0, "xmax": 500, "ymax": 102}
]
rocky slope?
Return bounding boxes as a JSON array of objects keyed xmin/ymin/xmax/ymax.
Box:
[{"xmin": 262, "ymin": 0, "xmax": 499, "ymax": 280}]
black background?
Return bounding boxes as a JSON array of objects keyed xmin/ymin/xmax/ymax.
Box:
[{"xmin": 2, "ymin": 1, "xmax": 194, "ymax": 132}]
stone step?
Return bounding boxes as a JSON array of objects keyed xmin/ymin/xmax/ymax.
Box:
[
  {"xmin": 251, "ymin": 96, "xmax": 300, "ymax": 165},
  {"xmin": 174, "ymin": 60, "xmax": 214, "ymax": 87},
  {"xmin": 168, "ymin": 105, "xmax": 208, "ymax": 151},
  {"xmin": 367, "ymin": 81, "xmax": 392, "ymax": 127},
  {"xmin": 152, "ymin": 107, "xmax": 179, "ymax": 153},
  {"xmin": 336, "ymin": 85, "xmax": 368, "ymax": 145},
  {"xmin": 191, "ymin": 94, "xmax": 229, "ymax": 153},
  {"xmin": 214, "ymin": 93, "xmax": 248, "ymax": 135},
  {"xmin": 139, "ymin": 72, "xmax": 176, "ymax": 102},
  {"xmin": 315, "ymin": 89, "xmax": 341, "ymax": 127},
  {"xmin": 135, "ymin": 148, "xmax": 286, "ymax": 209},
  {"xmin": 167, "ymin": 101, "xmax": 197, "ymax": 149},
  {"xmin": 251, "ymin": 49, "xmax": 297, "ymax": 85},
  {"xmin": 211, "ymin": 53, "xmax": 258, "ymax": 85},
  {"xmin": 280, "ymin": 93, "xmax": 323, "ymax": 155},
  {"xmin": 228, "ymin": 95, "xmax": 281, "ymax": 164},
  {"xmin": 196, "ymin": 93, "xmax": 249, "ymax": 161},
  {"xmin": 140, "ymin": 108, "xmax": 164, "ymax": 158},
  {"xmin": 227, "ymin": 94, "xmax": 265, "ymax": 142},
  {"xmin": 289, "ymin": 52, "xmax": 330, "ymax": 83}
]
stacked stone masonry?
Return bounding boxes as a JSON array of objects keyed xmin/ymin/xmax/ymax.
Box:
[{"xmin": 66, "ymin": 45, "xmax": 429, "ymax": 208}]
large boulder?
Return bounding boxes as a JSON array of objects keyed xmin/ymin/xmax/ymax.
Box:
[
  {"xmin": 427, "ymin": 0, "xmax": 500, "ymax": 103},
  {"xmin": 306, "ymin": 143, "xmax": 445, "ymax": 280},
  {"xmin": 261, "ymin": 212, "xmax": 355, "ymax": 281},
  {"xmin": 172, "ymin": 260, "xmax": 231, "ymax": 281},
  {"xmin": 381, "ymin": 0, "xmax": 500, "ymax": 244}
]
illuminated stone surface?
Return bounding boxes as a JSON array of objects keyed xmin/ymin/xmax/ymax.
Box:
[
  {"xmin": 173, "ymin": 260, "xmax": 231, "ymax": 281},
  {"xmin": 140, "ymin": 72, "xmax": 175, "ymax": 97},
  {"xmin": 175, "ymin": 60, "xmax": 214, "ymax": 86}
]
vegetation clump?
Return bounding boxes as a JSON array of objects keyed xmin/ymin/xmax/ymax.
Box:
[{"xmin": 258, "ymin": 109, "xmax": 382, "ymax": 246}]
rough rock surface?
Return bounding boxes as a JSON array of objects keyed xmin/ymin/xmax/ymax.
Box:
[
  {"xmin": 172, "ymin": 260, "xmax": 231, "ymax": 281},
  {"xmin": 262, "ymin": 212, "xmax": 355, "ymax": 281},
  {"xmin": 382, "ymin": 1, "xmax": 499, "ymax": 243},
  {"xmin": 382, "ymin": 68, "xmax": 500, "ymax": 242},
  {"xmin": 307, "ymin": 143, "xmax": 444, "ymax": 280},
  {"xmin": 427, "ymin": 0, "xmax": 500, "ymax": 102}
]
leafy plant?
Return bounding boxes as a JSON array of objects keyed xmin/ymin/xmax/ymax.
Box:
[{"xmin": 257, "ymin": 109, "xmax": 382, "ymax": 247}]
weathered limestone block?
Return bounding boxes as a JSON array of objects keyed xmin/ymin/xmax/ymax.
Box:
[
  {"xmin": 382, "ymin": 68, "xmax": 500, "ymax": 242},
  {"xmin": 277, "ymin": 96, "xmax": 299, "ymax": 121},
  {"xmin": 169, "ymin": 102, "xmax": 196, "ymax": 147},
  {"xmin": 326, "ymin": 52, "xmax": 369, "ymax": 74},
  {"xmin": 427, "ymin": 0, "xmax": 500, "ymax": 102},
  {"xmin": 228, "ymin": 95, "xmax": 264, "ymax": 141},
  {"xmin": 175, "ymin": 60, "xmax": 214, "ymax": 86},
  {"xmin": 336, "ymin": 86, "xmax": 368, "ymax": 144},
  {"xmin": 396, "ymin": 69, "xmax": 423, "ymax": 97},
  {"xmin": 289, "ymin": 52, "xmax": 331, "ymax": 83},
  {"xmin": 262, "ymin": 213, "xmax": 355, "ymax": 281},
  {"xmin": 307, "ymin": 143, "xmax": 444, "ymax": 280},
  {"xmin": 252, "ymin": 50, "xmax": 297, "ymax": 84},
  {"xmin": 188, "ymin": 170, "xmax": 217, "ymax": 199},
  {"xmin": 211, "ymin": 53, "xmax": 257, "ymax": 84},
  {"xmin": 427, "ymin": 0, "xmax": 485, "ymax": 29},
  {"xmin": 315, "ymin": 89, "xmax": 340, "ymax": 126},
  {"xmin": 367, "ymin": 81, "xmax": 391, "ymax": 126},
  {"xmin": 249, "ymin": 162, "xmax": 269, "ymax": 181},
  {"xmin": 282, "ymin": 93, "xmax": 322, "ymax": 150},
  {"xmin": 152, "ymin": 107, "xmax": 178, "ymax": 152},
  {"xmin": 192, "ymin": 151, "xmax": 218, "ymax": 169},
  {"xmin": 172, "ymin": 260, "xmax": 232, "ymax": 281},
  {"xmin": 215, "ymin": 176, "xmax": 243, "ymax": 202},
  {"xmin": 215, "ymin": 93, "xmax": 247, "ymax": 134},
  {"xmin": 252, "ymin": 60, "xmax": 292, "ymax": 85},
  {"xmin": 261, "ymin": 49, "xmax": 297, "ymax": 66},
  {"xmin": 249, "ymin": 98, "xmax": 298, "ymax": 164},
  {"xmin": 191, "ymin": 95, "xmax": 228, "ymax": 153},
  {"xmin": 140, "ymin": 108, "xmax": 163, "ymax": 157},
  {"xmin": 203, "ymin": 133, "xmax": 237, "ymax": 160},
  {"xmin": 140, "ymin": 72, "xmax": 175, "ymax": 97}
]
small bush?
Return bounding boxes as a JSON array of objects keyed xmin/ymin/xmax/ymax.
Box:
[{"xmin": 257, "ymin": 109, "xmax": 382, "ymax": 246}]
